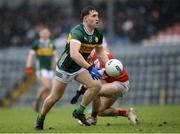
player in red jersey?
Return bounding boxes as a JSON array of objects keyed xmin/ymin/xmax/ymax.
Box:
[{"xmin": 71, "ymin": 51, "xmax": 139, "ymax": 125}]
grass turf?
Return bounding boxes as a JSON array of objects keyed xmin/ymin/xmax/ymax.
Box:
[{"xmin": 0, "ymin": 105, "xmax": 180, "ymax": 133}]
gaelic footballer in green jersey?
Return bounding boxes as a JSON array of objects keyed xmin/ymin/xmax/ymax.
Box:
[
  {"xmin": 32, "ymin": 39, "xmax": 56, "ymax": 71},
  {"xmin": 57, "ymin": 23, "xmax": 103, "ymax": 73},
  {"xmin": 35, "ymin": 6, "xmax": 108, "ymax": 129},
  {"xmin": 30, "ymin": 38, "xmax": 56, "ymax": 112}
]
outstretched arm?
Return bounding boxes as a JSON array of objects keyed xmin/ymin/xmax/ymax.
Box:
[
  {"xmin": 70, "ymin": 40, "xmax": 102, "ymax": 80},
  {"xmin": 95, "ymin": 45, "xmax": 109, "ymax": 64},
  {"xmin": 26, "ymin": 50, "xmax": 35, "ymax": 75},
  {"xmin": 70, "ymin": 40, "xmax": 91, "ymax": 69},
  {"xmin": 26, "ymin": 50, "xmax": 35, "ymax": 68}
]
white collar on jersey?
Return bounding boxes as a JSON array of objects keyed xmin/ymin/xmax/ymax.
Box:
[
  {"xmin": 39, "ymin": 38, "xmax": 50, "ymax": 43},
  {"xmin": 83, "ymin": 23, "xmax": 94, "ymax": 35}
]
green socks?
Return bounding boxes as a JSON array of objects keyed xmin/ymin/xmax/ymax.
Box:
[
  {"xmin": 39, "ymin": 114, "xmax": 45, "ymax": 120},
  {"xmin": 76, "ymin": 105, "xmax": 86, "ymax": 114}
]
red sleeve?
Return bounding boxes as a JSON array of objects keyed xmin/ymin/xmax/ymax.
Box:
[{"xmin": 107, "ymin": 54, "xmax": 115, "ymax": 59}]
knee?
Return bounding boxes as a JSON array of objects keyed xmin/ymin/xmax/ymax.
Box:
[
  {"xmin": 41, "ymin": 83, "xmax": 51, "ymax": 91},
  {"xmin": 91, "ymin": 81, "xmax": 102, "ymax": 92},
  {"xmin": 97, "ymin": 111, "xmax": 105, "ymax": 116},
  {"xmin": 97, "ymin": 108, "xmax": 109, "ymax": 116},
  {"xmin": 97, "ymin": 112, "xmax": 103, "ymax": 116},
  {"xmin": 45, "ymin": 83, "xmax": 52, "ymax": 90},
  {"xmin": 97, "ymin": 107, "xmax": 106, "ymax": 114},
  {"xmin": 44, "ymin": 86, "xmax": 51, "ymax": 93}
]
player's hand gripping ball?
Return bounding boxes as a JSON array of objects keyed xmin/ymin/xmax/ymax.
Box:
[{"xmin": 105, "ymin": 59, "xmax": 123, "ymax": 77}]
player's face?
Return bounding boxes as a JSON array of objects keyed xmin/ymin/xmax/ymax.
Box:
[
  {"xmin": 39, "ymin": 29, "xmax": 51, "ymax": 39},
  {"xmin": 85, "ymin": 10, "xmax": 99, "ymax": 28}
]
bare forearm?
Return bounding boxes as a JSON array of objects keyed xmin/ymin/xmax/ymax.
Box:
[
  {"xmin": 95, "ymin": 46, "xmax": 109, "ymax": 64},
  {"xmin": 26, "ymin": 51, "xmax": 34, "ymax": 68},
  {"xmin": 71, "ymin": 52, "xmax": 90, "ymax": 69},
  {"xmin": 98, "ymin": 52, "xmax": 109, "ymax": 63}
]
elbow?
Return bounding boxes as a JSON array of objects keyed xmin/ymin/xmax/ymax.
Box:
[{"xmin": 70, "ymin": 51, "xmax": 77, "ymax": 61}]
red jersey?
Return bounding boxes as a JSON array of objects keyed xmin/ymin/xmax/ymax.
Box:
[{"xmin": 90, "ymin": 52, "xmax": 129, "ymax": 83}]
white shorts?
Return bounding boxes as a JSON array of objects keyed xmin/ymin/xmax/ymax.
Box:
[
  {"xmin": 55, "ymin": 66, "xmax": 85, "ymax": 83},
  {"xmin": 36, "ymin": 69, "xmax": 55, "ymax": 80},
  {"xmin": 112, "ymin": 81, "xmax": 130, "ymax": 97}
]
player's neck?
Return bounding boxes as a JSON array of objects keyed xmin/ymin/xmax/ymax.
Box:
[
  {"xmin": 40, "ymin": 38, "xmax": 49, "ymax": 42},
  {"xmin": 83, "ymin": 22, "xmax": 94, "ymax": 35}
]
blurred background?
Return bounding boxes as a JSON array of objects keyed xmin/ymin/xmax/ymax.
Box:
[{"xmin": 0, "ymin": 0, "xmax": 180, "ymax": 108}]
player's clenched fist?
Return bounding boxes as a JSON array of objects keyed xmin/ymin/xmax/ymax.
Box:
[
  {"xmin": 87, "ymin": 65, "xmax": 102, "ymax": 80},
  {"xmin": 25, "ymin": 67, "xmax": 34, "ymax": 75}
]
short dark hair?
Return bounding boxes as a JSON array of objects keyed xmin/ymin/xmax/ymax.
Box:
[{"xmin": 81, "ymin": 6, "xmax": 97, "ymax": 20}]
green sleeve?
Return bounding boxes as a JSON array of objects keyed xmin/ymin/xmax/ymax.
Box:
[
  {"xmin": 32, "ymin": 41, "xmax": 38, "ymax": 50},
  {"xmin": 70, "ymin": 29, "xmax": 83, "ymax": 42},
  {"xmin": 52, "ymin": 42, "xmax": 56, "ymax": 50},
  {"xmin": 100, "ymin": 35, "xmax": 103, "ymax": 44}
]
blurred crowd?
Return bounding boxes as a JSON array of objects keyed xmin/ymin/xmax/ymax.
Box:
[
  {"xmin": 142, "ymin": 23, "xmax": 180, "ymax": 46},
  {"xmin": 0, "ymin": 0, "xmax": 179, "ymax": 48},
  {"xmin": 0, "ymin": 1, "xmax": 70, "ymax": 48},
  {"xmin": 113, "ymin": 0, "xmax": 179, "ymax": 43}
]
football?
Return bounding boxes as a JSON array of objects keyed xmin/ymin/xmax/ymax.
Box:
[{"xmin": 105, "ymin": 59, "xmax": 123, "ymax": 77}]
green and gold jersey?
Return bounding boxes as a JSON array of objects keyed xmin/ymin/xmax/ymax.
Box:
[
  {"xmin": 32, "ymin": 39, "xmax": 56, "ymax": 70},
  {"xmin": 57, "ymin": 23, "xmax": 103, "ymax": 73}
]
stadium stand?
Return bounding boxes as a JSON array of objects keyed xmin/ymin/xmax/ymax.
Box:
[
  {"xmin": 113, "ymin": 45, "xmax": 180, "ymax": 105},
  {"xmin": 114, "ymin": 2, "xmax": 179, "ymax": 43},
  {"xmin": 0, "ymin": 48, "xmax": 36, "ymax": 107},
  {"xmin": 1, "ymin": 45, "xmax": 180, "ymax": 107},
  {"xmin": 142, "ymin": 23, "xmax": 180, "ymax": 45},
  {"xmin": 0, "ymin": 0, "xmax": 180, "ymax": 107}
]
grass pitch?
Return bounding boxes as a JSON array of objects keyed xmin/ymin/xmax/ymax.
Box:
[{"xmin": 0, "ymin": 105, "xmax": 180, "ymax": 133}]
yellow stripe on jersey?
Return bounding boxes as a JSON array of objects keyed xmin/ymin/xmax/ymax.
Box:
[
  {"xmin": 80, "ymin": 43, "xmax": 97, "ymax": 53},
  {"xmin": 36, "ymin": 48, "xmax": 54, "ymax": 56},
  {"xmin": 67, "ymin": 34, "xmax": 72, "ymax": 44}
]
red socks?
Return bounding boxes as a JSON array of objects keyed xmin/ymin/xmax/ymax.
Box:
[
  {"xmin": 118, "ymin": 109, "xmax": 128, "ymax": 117},
  {"xmin": 91, "ymin": 109, "xmax": 127, "ymax": 117},
  {"xmin": 91, "ymin": 111, "xmax": 98, "ymax": 118}
]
